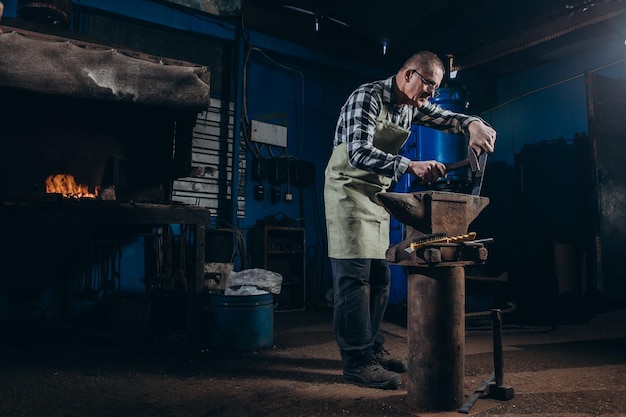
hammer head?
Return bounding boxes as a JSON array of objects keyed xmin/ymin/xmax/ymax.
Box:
[
  {"xmin": 488, "ymin": 383, "xmax": 515, "ymax": 401},
  {"xmin": 443, "ymin": 145, "xmax": 483, "ymax": 173}
]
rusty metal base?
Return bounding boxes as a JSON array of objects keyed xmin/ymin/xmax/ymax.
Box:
[{"xmin": 407, "ymin": 265, "xmax": 465, "ymax": 411}]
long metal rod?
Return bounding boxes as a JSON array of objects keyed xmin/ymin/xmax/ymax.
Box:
[
  {"xmin": 458, "ymin": 372, "xmax": 495, "ymax": 414},
  {"xmin": 231, "ymin": 20, "xmax": 245, "ymax": 235}
]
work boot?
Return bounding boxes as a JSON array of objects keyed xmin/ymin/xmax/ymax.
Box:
[
  {"xmin": 343, "ymin": 359, "xmax": 402, "ymax": 390},
  {"xmin": 375, "ymin": 349, "xmax": 408, "ymax": 373}
]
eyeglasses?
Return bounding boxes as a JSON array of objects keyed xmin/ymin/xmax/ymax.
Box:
[{"xmin": 411, "ymin": 69, "xmax": 438, "ymax": 90}]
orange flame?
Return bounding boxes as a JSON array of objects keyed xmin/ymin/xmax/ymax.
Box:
[{"xmin": 45, "ymin": 174, "xmax": 98, "ymax": 199}]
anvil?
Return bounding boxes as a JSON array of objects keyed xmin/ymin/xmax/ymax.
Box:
[
  {"xmin": 375, "ymin": 190, "xmax": 492, "ymax": 411},
  {"xmin": 377, "ymin": 190, "xmax": 489, "ymax": 265}
]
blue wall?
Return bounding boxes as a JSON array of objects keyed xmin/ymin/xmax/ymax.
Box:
[
  {"xmin": 239, "ymin": 50, "xmax": 386, "ymax": 301},
  {"xmin": 473, "ymin": 39, "xmax": 626, "ymax": 311},
  {"xmin": 241, "ymin": 55, "xmax": 370, "ymax": 238},
  {"xmin": 486, "ymin": 39, "xmax": 626, "ymax": 164}
]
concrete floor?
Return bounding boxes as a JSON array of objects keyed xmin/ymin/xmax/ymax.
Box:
[
  {"xmin": 451, "ymin": 306, "xmax": 626, "ymax": 416},
  {"xmin": 270, "ymin": 304, "xmax": 626, "ymax": 416},
  {"xmin": 1, "ymin": 302, "xmax": 625, "ymax": 417}
]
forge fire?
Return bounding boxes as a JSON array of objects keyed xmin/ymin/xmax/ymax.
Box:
[{"xmin": 45, "ymin": 174, "xmax": 99, "ymax": 199}]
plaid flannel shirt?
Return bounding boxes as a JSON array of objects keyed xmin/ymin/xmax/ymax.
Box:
[{"xmin": 333, "ymin": 75, "xmax": 480, "ymax": 182}]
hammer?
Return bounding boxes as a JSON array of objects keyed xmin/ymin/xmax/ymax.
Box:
[
  {"xmin": 488, "ymin": 309, "xmax": 515, "ymax": 401},
  {"xmin": 445, "ymin": 146, "xmax": 481, "ymax": 172},
  {"xmin": 458, "ymin": 309, "xmax": 514, "ymax": 414}
]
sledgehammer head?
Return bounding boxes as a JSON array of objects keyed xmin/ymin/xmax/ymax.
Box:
[
  {"xmin": 376, "ymin": 190, "xmax": 490, "ymax": 236},
  {"xmin": 489, "ymin": 383, "xmax": 515, "ymax": 401}
]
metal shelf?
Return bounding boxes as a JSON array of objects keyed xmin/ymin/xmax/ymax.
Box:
[{"xmin": 250, "ymin": 225, "xmax": 306, "ymax": 312}]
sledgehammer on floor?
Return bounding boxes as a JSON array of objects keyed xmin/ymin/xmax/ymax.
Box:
[
  {"xmin": 458, "ymin": 309, "xmax": 514, "ymax": 414},
  {"xmin": 489, "ymin": 309, "xmax": 515, "ymax": 401}
]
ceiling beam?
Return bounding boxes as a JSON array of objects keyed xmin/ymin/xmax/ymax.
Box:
[{"xmin": 454, "ymin": 0, "xmax": 626, "ymax": 71}]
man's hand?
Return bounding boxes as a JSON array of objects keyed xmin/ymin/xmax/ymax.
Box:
[
  {"xmin": 407, "ymin": 160, "xmax": 447, "ymax": 184},
  {"xmin": 0, "ymin": 2, "xmax": 4, "ymax": 35},
  {"xmin": 468, "ymin": 120, "xmax": 496, "ymax": 155}
]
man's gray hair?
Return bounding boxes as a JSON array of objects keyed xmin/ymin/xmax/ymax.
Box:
[{"xmin": 401, "ymin": 51, "xmax": 445, "ymax": 73}]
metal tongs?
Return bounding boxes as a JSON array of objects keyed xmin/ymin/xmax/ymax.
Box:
[{"xmin": 404, "ymin": 232, "xmax": 494, "ymax": 254}]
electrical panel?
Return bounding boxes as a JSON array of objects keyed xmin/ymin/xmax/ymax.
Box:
[
  {"xmin": 290, "ymin": 160, "xmax": 315, "ymax": 186},
  {"xmin": 270, "ymin": 158, "xmax": 289, "ymax": 184},
  {"xmin": 251, "ymin": 158, "xmax": 270, "ymax": 181},
  {"xmin": 251, "ymin": 120, "xmax": 288, "ymax": 147}
]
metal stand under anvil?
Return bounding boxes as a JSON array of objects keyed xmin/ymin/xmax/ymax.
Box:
[{"xmin": 377, "ymin": 190, "xmax": 490, "ymax": 411}]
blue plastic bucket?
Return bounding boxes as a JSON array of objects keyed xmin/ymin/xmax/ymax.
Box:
[{"xmin": 208, "ymin": 293, "xmax": 274, "ymax": 351}]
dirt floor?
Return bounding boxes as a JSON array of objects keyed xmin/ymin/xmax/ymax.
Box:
[{"xmin": 1, "ymin": 304, "xmax": 626, "ymax": 417}]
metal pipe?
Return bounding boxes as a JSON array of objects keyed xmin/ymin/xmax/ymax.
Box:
[{"xmin": 231, "ymin": 20, "xmax": 245, "ymax": 245}]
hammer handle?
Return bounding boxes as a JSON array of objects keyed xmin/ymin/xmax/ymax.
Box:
[
  {"xmin": 492, "ymin": 309, "xmax": 504, "ymax": 386},
  {"xmin": 445, "ymin": 159, "xmax": 470, "ymax": 171}
]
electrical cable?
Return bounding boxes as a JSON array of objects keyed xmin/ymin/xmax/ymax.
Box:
[
  {"xmin": 249, "ymin": 46, "xmax": 306, "ymax": 159},
  {"xmin": 212, "ymin": 218, "xmax": 248, "ymax": 269}
]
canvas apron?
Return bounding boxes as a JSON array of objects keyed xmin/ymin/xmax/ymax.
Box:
[{"xmin": 324, "ymin": 106, "xmax": 412, "ymax": 259}]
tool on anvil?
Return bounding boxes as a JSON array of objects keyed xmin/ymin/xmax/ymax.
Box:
[
  {"xmin": 472, "ymin": 150, "xmax": 488, "ymax": 196},
  {"xmin": 444, "ymin": 145, "xmax": 488, "ymax": 196},
  {"xmin": 445, "ymin": 146, "xmax": 481, "ymax": 172},
  {"xmin": 405, "ymin": 232, "xmax": 477, "ymax": 253},
  {"xmin": 461, "ymin": 237, "xmax": 494, "ymax": 246}
]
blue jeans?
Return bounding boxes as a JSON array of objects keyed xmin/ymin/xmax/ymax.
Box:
[{"xmin": 330, "ymin": 258, "xmax": 390, "ymax": 369}]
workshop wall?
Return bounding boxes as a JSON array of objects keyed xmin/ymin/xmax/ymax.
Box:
[
  {"xmin": 5, "ymin": 0, "xmax": 622, "ymax": 310},
  {"xmin": 468, "ymin": 39, "xmax": 626, "ymax": 313},
  {"xmin": 0, "ymin": 0, "xmax": 392, "ymax": 305}
]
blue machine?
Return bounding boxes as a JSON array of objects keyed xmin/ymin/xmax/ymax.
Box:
[{"xmin": 388, "ymin": 86, "xmax": 473, "ymax": 305}]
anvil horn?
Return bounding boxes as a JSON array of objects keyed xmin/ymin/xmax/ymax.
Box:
[{"xmin": 376, "ymin": 192, "xmax": 428, "ymax": 231}]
